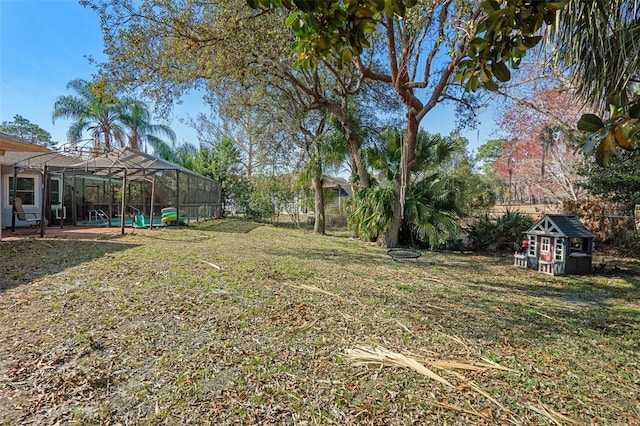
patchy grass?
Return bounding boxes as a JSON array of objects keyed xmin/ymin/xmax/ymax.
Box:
[{"xmin": 1, "ymin": 219, "xmax": 638, "ymax": 425}]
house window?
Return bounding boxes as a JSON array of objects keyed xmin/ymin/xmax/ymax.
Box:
[
  {"xmin": 9, "ymin": 177, "xmax": 36, "ymax": 205},
  {"xmin": 541, "ymin": 237, "xmax": 551, "ymax": 254}
]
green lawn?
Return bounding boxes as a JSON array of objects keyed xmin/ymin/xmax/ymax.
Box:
[{"xmin": 1, "ymin": 219, "xmax": 638, "ymax": 425}]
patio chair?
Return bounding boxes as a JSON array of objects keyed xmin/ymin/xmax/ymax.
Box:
[{"xmin": 13, "ymin": 197, "xmax": 46, "ymax": 229}]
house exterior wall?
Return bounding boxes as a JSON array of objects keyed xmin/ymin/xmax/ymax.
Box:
[{"xmin": 1, "ymin": 168, "xmax": 44, "ymax": 228}]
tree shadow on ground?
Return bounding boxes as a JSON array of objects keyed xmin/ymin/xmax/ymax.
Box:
[
  {"xmin": 475, "ymin": 266, "xmax": 639, "ymax": 305},
  {"xmin": 184, "ymin": 219, "xmax": 264, "ymax": 234},
  {"xmin": 352, "ymin": 260, "xmax": 640, "ymax": 356},
  {"xmin": 265, "ymin": 245, "xmax": 390, "ymax": 268},
  {"xmin": 0, "ymin": 238, "xmax": 139, "ymax": 292},
  {"xmin": 428, "ymin": 254, "xmax": 640, "ymax": 351},
  {"xmin": 266, "ymin": 243, "xmax": 640, "ymax": 348}
]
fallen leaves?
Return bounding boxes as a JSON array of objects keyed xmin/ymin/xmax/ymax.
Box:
[{"xmin": 0, "ymin": 221, "xmax": 638, "ymax": 424}]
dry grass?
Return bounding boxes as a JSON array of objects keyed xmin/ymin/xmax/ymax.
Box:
[{"xmin": 1, "ymin": 219, "xmax": 639, "ymax": 425}]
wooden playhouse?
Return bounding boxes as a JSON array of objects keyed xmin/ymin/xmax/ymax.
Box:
[{"xmin": 514, "ymin": 214, "xmax": 594, "ymax": 276}]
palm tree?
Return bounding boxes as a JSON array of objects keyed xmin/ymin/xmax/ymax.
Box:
[
  {"xmin": 403, "ymin": 174, "xmax": 463, "ymax": 248},
  {"xmin": 146, "ymin": 138, "xmax": 179, "ymax": 162},
  {"xmin": 119, "ymin": 99, "xmax": 176, "ymax": 152},
  {"xmin": 52, "ymin": 79, "xmax": 127, "ymax": 152},
  {"xmin": 346, "ymin": 128, "xmax": 463, "ymax": 246},
  {"xmin": 550, "ymin": 1, "xmax": 640, "ymax": 104},
  {"xmin": 546, "ymin": 1, "xmax": 640, "ymax": 165}
]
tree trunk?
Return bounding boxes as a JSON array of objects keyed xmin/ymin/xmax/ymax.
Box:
[
  {"xmin": 384, "ymin": 111, "xmax": 419, "ymax": 247},
  {"xmin": 322, "ymin": 100, "xmax": 371, "ymax": 189},
  {"xmin": 312, "ymin": 171, "xmax": 325, "ymax": 234},
  {"xmin": 344, "ymin": 125, "xmax": 370, "ymax": 189}
]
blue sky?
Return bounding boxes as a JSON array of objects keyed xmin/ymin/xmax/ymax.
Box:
[
  {"xmin": 1, "ymin": 0, "xmax": 106, "ymax": 144},
  {"xmin": 1, "ymin": 0, "xmax": 497, "ymax": 153},
  {"xmin": 0, "ymin": 0, "xmax": 200, "ymax": 147}
]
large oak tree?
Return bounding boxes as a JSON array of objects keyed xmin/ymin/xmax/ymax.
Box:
[{"xmin": 249, "ymin": 1, "xmax": 486, "ymax": 246}]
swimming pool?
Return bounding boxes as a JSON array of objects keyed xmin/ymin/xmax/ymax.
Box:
[{"xmin": 78, "ymin": 216, "xmax": 170, "ymax": 227}]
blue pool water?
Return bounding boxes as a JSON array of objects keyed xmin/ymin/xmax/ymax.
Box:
[{"xmin": 79, "ymin": 216, "xmax": 168, "ymax": 227}]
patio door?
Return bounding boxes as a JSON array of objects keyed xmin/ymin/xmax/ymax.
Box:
[{"xmin": 49, "ymin": 178, "xmax": 65, "ymax": 224}]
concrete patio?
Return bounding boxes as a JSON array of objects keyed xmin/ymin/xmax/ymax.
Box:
[{"xmin": 1, "ymin": 225, "xmax": 136, "ymax": 241}]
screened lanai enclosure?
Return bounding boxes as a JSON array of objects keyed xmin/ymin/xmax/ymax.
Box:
[{"xmin": 2, "ymin": 147, "xmax": 222, "ymax": 236}]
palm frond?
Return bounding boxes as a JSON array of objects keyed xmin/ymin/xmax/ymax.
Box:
[
  {"xmin": 345, "ymin": 187, "xmax": 395, "ymax": 241},
  {"xmin": 550, "ymin": 0, "xmax": 640, "ymax": 104}
]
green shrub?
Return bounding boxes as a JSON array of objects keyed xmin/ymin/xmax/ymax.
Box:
[{"xmin": 467, "ymin": 210, "xmax": 534, "ymax": 252}]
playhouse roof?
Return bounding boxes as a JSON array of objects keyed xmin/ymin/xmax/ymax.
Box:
[{"xmin": 526, "ymin": 214, "xmax": 593, "ymax": 238}]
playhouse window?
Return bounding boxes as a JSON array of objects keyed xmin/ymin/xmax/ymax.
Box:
[
  {"xmin": 527, "ymin": 235, "xmax": 536, "ymax": 256},
  {"xmin": 554, "ymin": 238, "xmax": 563, "ymax": 261},
  {"xmin": 540, "ymin": 237, "xmax": 551, "ymax": 254},
  {"xmin": 570, "ymin": 238, "xmax": 584, "ymax": 253}
]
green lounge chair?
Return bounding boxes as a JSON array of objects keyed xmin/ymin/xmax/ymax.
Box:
[{"xmin": 133, "ymin": 213, "xmax": 150, "ymax": 229}]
